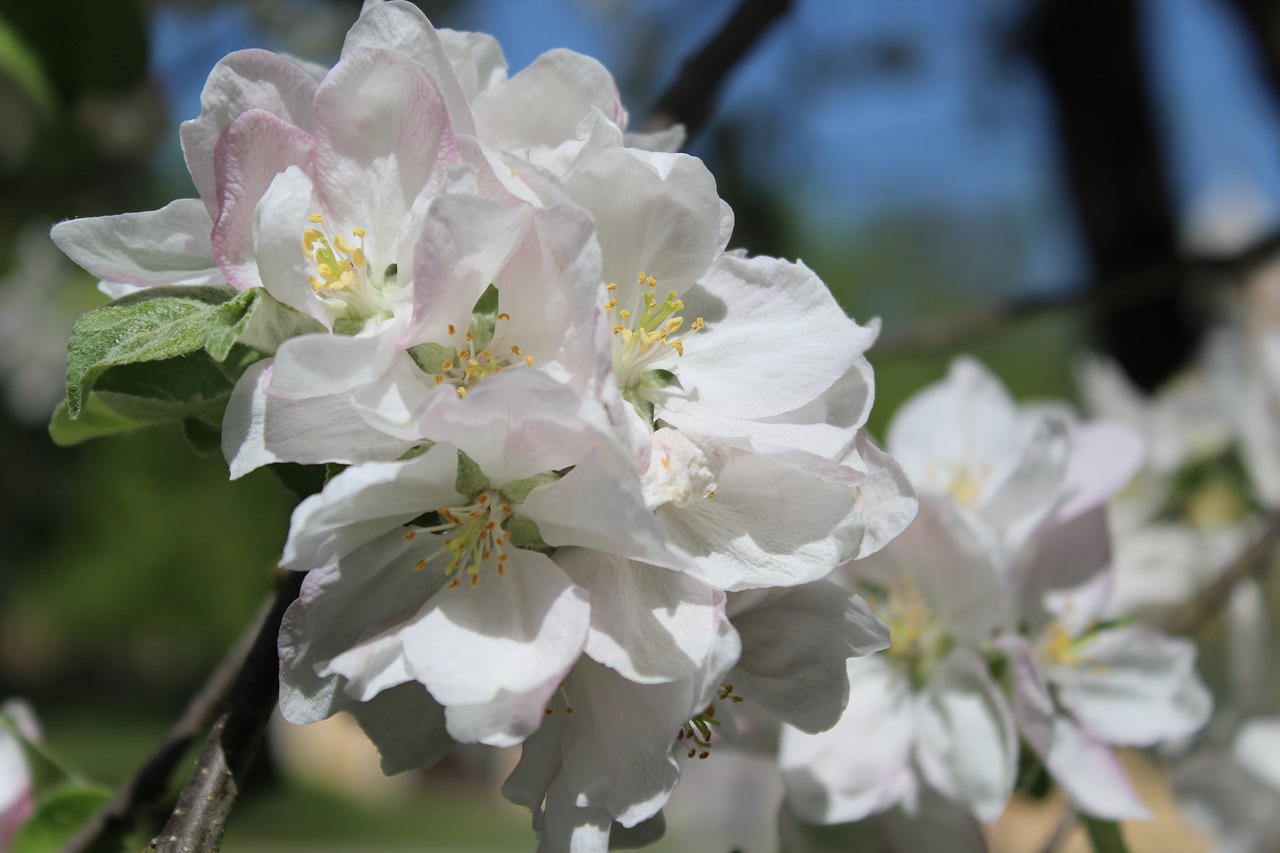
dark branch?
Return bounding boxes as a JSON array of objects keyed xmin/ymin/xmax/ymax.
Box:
[
  {"xmin": 1168, "ymin": 511, "xmax": 1280, "ymax": 637},
  {"xmin": 645, "ymin": 0, "xmax": 793, "ymax": 141},
  {"xmin": 874, "ymin": 229, "xmax": 1280, "ymax": 359},
  {"xmin": 146, "ymin": 570, "xmax": 305, "ymax": 853},
  {"xmin": 61, "ymin": 600, "xmax": 265, "ymax": 853}
]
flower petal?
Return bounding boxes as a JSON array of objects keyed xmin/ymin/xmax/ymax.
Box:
[
  {"xmin": 346, "ymin": 681, "xmax": 452, "ymax": 775},
  {"xmin": 51, "ymin": 199, "xmax": 220, "ymax": 287}
]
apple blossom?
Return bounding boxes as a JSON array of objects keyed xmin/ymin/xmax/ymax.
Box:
[{"xmin": 0, "ymin": 701, "xmax": 39, "ymax": 852}]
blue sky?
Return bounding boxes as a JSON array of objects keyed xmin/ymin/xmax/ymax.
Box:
[{"xmin": 148, "ymin": 0, "xmax": 1280, "ymax": 300}]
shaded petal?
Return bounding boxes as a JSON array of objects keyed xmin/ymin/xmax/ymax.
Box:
[
  {"xmin": 778, "ymin": 789, "xmax": 990, "ymax": 853},
  {"xmin": 558, "ymin": 548, "xmax": 723, "ymax": 683},
  {"xmin": 437, "ymin": 29, "xmax": 507, "ymax": 101},
  {"xmin": 51, "ymin": 199, "xmax": 220, "ymax": 287},
  {"xmin": 728, "ymin": 580, "xmax": 887, "ymax": 733},
  {"xmin": 268, "ymin": 330, "xmax": 401, "ymax": 399},
  {"xmin": 282, "ymin": 444, "xmax": 462, "ymax": 570},
  {"xmin": 443, "ymin": 680, "xmax": 562, "ymax": 747},
  {"xmin": 180, "ymin": 48, "xmax": 318, "ymax": 213},
  {"xmin": 779, "ymin": 655, "xmax": 917, "ymax": 824},
  {"xmin": 346, "ymin": 681, "xmax": 452, "ymax": 775},
  {"xmin": 914, "ymin": 648, "xmax": 1017, "ymax": 823},
  {"xmin": 402, "ymin": 549, "xmax": 589, "ymax": 708},
  {"xmin": 847, "ymin": 433, "xmax": 920, "ymax": 560},
  {"xmin": 1043, "ymin": 716, "xmax": 1150, "ymax": 820}
]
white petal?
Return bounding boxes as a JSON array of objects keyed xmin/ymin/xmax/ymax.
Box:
[
  {"xmin": 252, "ymin": 166, "xmax": 331, "ymax": 326},
  {"xmin": 437, "ymin": 29, "xmax": 508, "ymax": 101},
  {"xmin": 51, "ymin": 199, "xmax": 220, "ymax": 287},
  {"xmin": 346, "ymin": 681, "xmax": 452, "ymax": 775},
  {"xmin": 913, "ymin": 648, "xmax": 1017, "ymax": 823},
  {"xmin": 558, "ymin": 548, "xmax": 723, "ymax": 684},
  {"xmin": 1235, "ymin": 718, "xmax": 1280, "ymax": 793},
  {"xmin": 780, "ymin": 656, "xmax": 917, "ymax": 824},
  {"xmin": 443, "ymin": 680, "xmax": 562, "ymax": 747},
  {"xmin": 1043, "ymin": 715, "xmax": 1150, "ymax": 820},
  {"xmin": 1050, "ymin": 627, "xmax": 1212, "ymax": 746},
  {"xmin": 847, "ymin": 433, "xmax": 920, "ymax": 560},
  {"xmin": 402, "ymin": 549, "xmax": 589, "ymax": 708},
  {"xmin": 180, "ymin": 49, "xmax": 317, "ymax": 212},
  {"xmin": 282, "ymin": 444, "xmax": 463, "ymax": 570},
  {"xmin": 658, "ymin": 452, "xmax": 860, "ymax": 591},
  {"xmin": 673, "ymin": 254, "xmax": 877, "ymax": 420},
  {"xmin": 1057, "ymin": 420, "xmax": 1145, "ymax": 521},
  {"xmin": 341, "ymin": 0, "xmax": 475, "ymax": 135},
  {"xmin": 268, "ymin": 330, "xmax": 400, "ymax": 399}
]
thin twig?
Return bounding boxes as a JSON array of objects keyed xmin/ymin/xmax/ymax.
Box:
[
  {"xmin": 146, "ymin": 570, "xmax": 305, "ymax": 853},
  {"xmin": 61, "ymin": 599, "xmax": 267, "ymax": 853},
  {"xmin": 1168, "ymin": 511, "xmax": 1280, "ymax": 636},
  {"xmin": 645, "ymin": 0, "xmax": 793, "ymax": 140},
  {"xmin": 1037, "ymin": 807, "xmax": 1077, "ymax": 853},
  {"xmin": 874, "ymin": 229, "xmax": 1280, "ymax": 359}
]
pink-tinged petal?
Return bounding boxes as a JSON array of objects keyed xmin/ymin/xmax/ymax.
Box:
[
  {"xmin": 443, "ymin": 681, "xmax": 562, "ymax": 747},
  {"xmin": 401, "ymin": 549, "xmax": 589, "ymax": 707},
  {"xmin": 914, "ymin": 647, "xmax": 1017, "ymax": 823},
  {"xmin": 346, "ymin": 681, "xmax": 452, "ymax": 775},
  {"xmin": 211, "ymin": 109, "xmax": 313, "ymax": 290},
  {"xmin": 277, "ymin": 530, "xmax": 424, "ymax": 723},
  {"xmin": 281, "ymin": 444, "xmax": 463, "ymax": 570},
  {"xmin": 473, "ymin": 49, "xmax": 624, "ymax": 150},
  {"xmin": 222, "ymin": 360, "xmax": 417, "ymax": 479},
  {"xmin": 1050, "ymin": 627, "xmax": 1211, "ymax": 746},
  {"xmin": 995, "ymin": 633, "xmax": 1055, "ymax": 756},
  {"xmin": 658, "ymin": 452, "xmax": 860, "ymax": 591},
  {"xmin": 779, "ymin": 655, "xmax": 917, "ymax": 824},
  {"xmin": 1043, "ymin": 716, "xmax": 1150, "ymax": 820},
  {"xmin": 519, "ymin": 447, "xmax": 679, "ymax": 570},
  {"xmin": 180, "ymin": 49, "xmax": 318, "ymax": 214},
  {"xmin": 557, "ymin": 548, "xmax": 723, "ymax": 684},
  {"xmin": 252, "ymin": 166, "xmax": 330, "ymax": 326},
  {"xmin": 672, "ymin": 255, "xmax": 879, "ymax": 421},
  {"xmin": 311, "ymin": 48, "xmax": 458, "ymax": 264},
  {"xmin": 51, "ymin": 199, "xmax": 220, "ymax": 287},
  {"xmin": 537, "ymin": 776, "xmax": 613, "ymax": 853},
  {"xmin": 1057, "ymin": 420, "xmax": 1145, "ymax": 521},
  {"xmin": 409, "ymin": 193, "xmax": 531, "ymax": 345},
  {"xmin": 268, "ymin": 330, "xmax": 400, "ymax": 400},
  {"xmin": 417, "ymin": 370, "xmax": 611, "ymax": 484},
  {"xmin": 1015, "ymin": 507, "xmax": 1114, "ymax": 636},
  {"xmin": 728, "ymin": 580, "xmax": 888, "ymax": 733},
  {"xmin": 437, "ymin": 29, "xmax": 508, "ymax": 101},
  {"xmin": 565, "ymin": 147, "xmax": 724, "ymax": 296},
  {"xmin": 341, "ymin": 0, "xmax": 475, "ymax": 134}
]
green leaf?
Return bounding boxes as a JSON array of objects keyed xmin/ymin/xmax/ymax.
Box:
[
  {"xmin": 64, "ymin": 285, "xmax": 321, "ymax": 421},
  {"xmin": 10, "ymin": 784, "xmax": 112, "ymax": 853},
  {"xmin": 0, "ymin": 14, "xmax": 56, "ymax": 117},
  {"xmin": 455, "ymin": 451, "xmax": 488, "ymax": 497},
  {"xmin": 1081, "ymin": 816, "xmax": 1132, "ymax": 853},
  {"xmin": 48, "ymin": 396, "xmax": 145, "ymax": 447},
  {"xmin": 504, "ymin": 514, "xmax": 549, "ymax": 553}
]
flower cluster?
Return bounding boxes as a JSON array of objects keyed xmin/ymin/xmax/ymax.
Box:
[
  {"xmin": 50, "ymin": 2, "xmax": 914, "ymax": 848},
  {"xmin": 778, "ymin": 359, "xmax": 1213, "ymax": 847}
]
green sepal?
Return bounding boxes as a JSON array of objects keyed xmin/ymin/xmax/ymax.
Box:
[
  {"xmin": 505, "ymin": 514, "xmax": 550, "ymax": 553},
  {"xmin": 1081, "ymin": 816, "xmax": 1132, "ymax": 853},
  {"xmin": 407, "ymin": 342, "xmax": 453, "ymax": 375},
  {"xmin": 455, "ymin": 451, "xmax": 488, "ymax": 496},
  {"xmin": 501, "ymin": 471, "xmax": 560, "ymax": 505},
  {"xmin": 398, "ymin": 442, "xmax": 436, "ymax": 462},
  {"xmin": 10, "ymin": 783, "xmax": 113, "ymax": 853},
  {"xmin": 623, "ymin": 369, "xmax": 678, "ymax": 427}
]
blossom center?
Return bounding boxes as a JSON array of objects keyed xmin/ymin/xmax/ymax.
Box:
[
  {"xmin": 303, "ymin": 213, "xmax": 394, "ymax": 328},
  {"xmin": 429, "ymin": 317, "xmax": 535, "ymax": 398},
  {"xmin": 865, "ymin": 578, "xmax": 951, "ymax": 687},
  {"xmin": 677, "ymin": 685, "xmax": 742, "ymax": 760},
  {"xmin": 403, "ymin": 491, "xmax": 514, "ymax": 589},
  {"xmin": 607, "ymin": 272, "xmax": 703, "ymax": 390}
]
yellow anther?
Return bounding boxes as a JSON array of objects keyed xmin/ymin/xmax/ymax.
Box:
[
  {"xmin": 456, "ymin": 386, "xmax": 468, "ymax": 398},
  {"xmin": 606, "ymin": 282, "xmax": 617, "ymax": 291},
  {"xmin": 605, "ymin": 299, "xmax": 618, "ymax": 311},
  {"xmin": 620, "ymin": 310, "xmax": 631, "ymax": 319},
  {"xmin": 309, "ymin": 213, "xmax": 324, "ymax": 223},
  {"xmin": 510, "ymin": 346, "xmax": 522, "ymax": 356},
  {"xmin": 447, "ymin": 324, "xmax": 456, "ymax": 335},
  {"xmin": 352, "ymin": 227, "xmax": 365, "ymax": 238},
  {"xmin": 498, "ymin": 312, "xmax": 511, "ymax": 321},
  {"xmin": 524, "ymin": 355, "xmax": 534, "ymax": 366},
  {"xmin": 646, "ymin": 276, "xmax": 656, "ymax": 287}
]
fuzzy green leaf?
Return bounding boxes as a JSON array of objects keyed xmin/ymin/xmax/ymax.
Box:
[{"xmin": 47, "ymin": 396, "xmax": 145, "ymax": 447}]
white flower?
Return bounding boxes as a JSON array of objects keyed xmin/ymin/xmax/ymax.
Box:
[
  {"xmin": 0, "ymin": 700, "xmax": 39, "ymax": 852},
  {"xmin": 1178, "ymin": 717, "xmax": 1280, "ymax": 853}
]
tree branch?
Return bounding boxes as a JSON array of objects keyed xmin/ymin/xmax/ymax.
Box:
[
  {"xmin": 60, "ymin": 599, "xmax": 265, "ymax": 853},
  {"xmin": 874, "ymin": 229, "xmax": 1280, "ymax": 359},
  {"xmin": 1168, "ymin": 511, "xmax": 1280, "ymax": 637},
  {"xmin": 145, "ymin": 570, "xmax": 305, "ymax": 853},
  {"xmin": 645, "ymin": 0, "xmax": 793, "ymax": 141}
]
